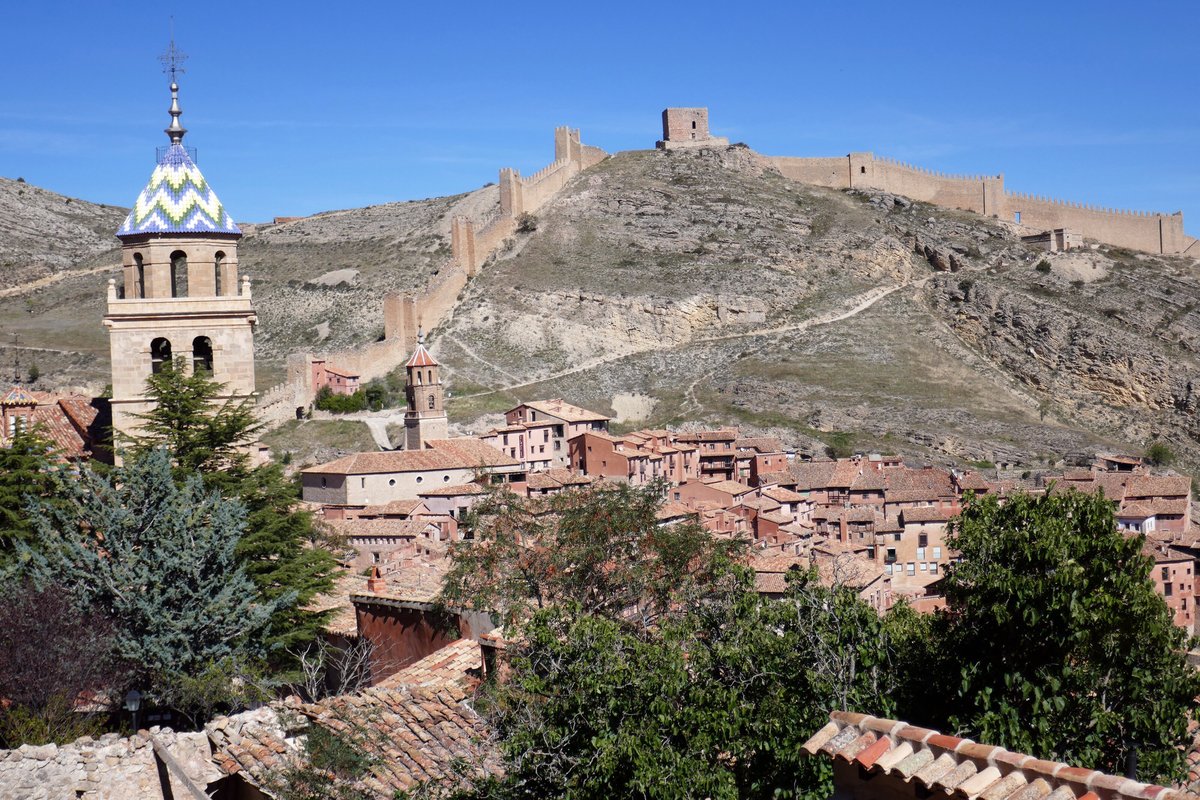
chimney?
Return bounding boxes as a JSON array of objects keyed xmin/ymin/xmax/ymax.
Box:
[{"xmin": 367, "ymin": 566, "xmax": 386, "ymax": 594}]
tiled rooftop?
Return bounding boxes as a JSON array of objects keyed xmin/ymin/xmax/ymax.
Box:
[
  {"xmin": 804, "ymin": 710, "xmax": 1190, "ymax": 800},
  {"xmin": 304, "ymin": 439, "xmax": 517, "ymax": 475},
  {"xmin": 376, "ymin": 637, "xmax": 482, "ymax": 690},
  {"xmin": 522, "ymin": 398, "xmax": 609, "ymax": 423},
  {"xmin": 208, "ymin": 685, "xmax": 499, "ymax": 795}
]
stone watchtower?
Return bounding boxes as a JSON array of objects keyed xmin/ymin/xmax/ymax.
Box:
[
  {"xmin": 104, "ymin": 78, "xmax": 257, "ymax": 442},
  {"xmin": 403, "ymin": 331, "xmax": 448, "ymax": 450},
  {"xmin": 656, "ymin": 107, "xmax": 729, "ymax": 150}
]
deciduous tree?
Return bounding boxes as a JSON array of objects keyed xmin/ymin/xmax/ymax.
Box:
[{"xmin": 927, "ymin": 489, "xmax": 1200, "ymax": 782}]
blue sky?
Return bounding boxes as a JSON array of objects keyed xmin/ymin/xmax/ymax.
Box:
[{"xmin": 2, "ymin": 1, "xmax": 1196, "ymax": 229}]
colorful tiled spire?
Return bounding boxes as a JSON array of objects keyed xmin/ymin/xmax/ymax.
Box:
[{"xmin": 116, "ymin": 80, "xmax": 240, "ymax": 239}]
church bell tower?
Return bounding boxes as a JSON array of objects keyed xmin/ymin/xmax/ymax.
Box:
[
  {"xmin": 403, "ymin": 330, "xmax": 448, "ymax": 450},
  {"xmin": 104, "ymin": 54, "xmax": 257, "ymax": 442}
]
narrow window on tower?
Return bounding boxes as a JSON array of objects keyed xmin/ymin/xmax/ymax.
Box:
[
  {"xmin": 192, "ymin": 336, "xmax": 213, "ymax": 374},
  {"xmin": 170, "ymin": 250, "xmax": 188, "ymax": 298},
  {"xmin": 150, "ymin": 337, "xmax": 172, "ymax": 374},
  {"xmin": 134, "ymin": 253, "xmax": 146, "ymax": 298},
  {"xmin": 428, "ymin": 394, "xmax": 435, "ymax": 410},
  {"xmin": 214, "ymin": 251, "xmax": 224, "ymax": 296}
]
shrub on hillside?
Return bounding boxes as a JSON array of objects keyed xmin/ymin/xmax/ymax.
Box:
[
  {"xmin": 315, "ymin": 387, "xmax": 367, "ymax": 414},
  {"xmin": 516, "ymin": 213, "xmax": 538, "ymax": 233}
]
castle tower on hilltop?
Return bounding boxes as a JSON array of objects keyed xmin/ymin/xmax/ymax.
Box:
[
  {"xmin": 403, "ymin": 330, "xmax": 447, "ymax": 450},
  {"xmin": 104, "ymin": 70, "xmax": 257, "ymax": 443},
  {"xmin": 656, "ymin": 107, "xmax": 729, "ymax": 150}
]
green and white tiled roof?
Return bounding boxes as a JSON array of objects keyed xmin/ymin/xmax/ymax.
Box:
[{"xmin": 116, "ymin": 143, "xmax": 240, "ymax": 238}]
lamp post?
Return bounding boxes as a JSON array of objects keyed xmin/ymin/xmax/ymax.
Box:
[{"xmin": 123, "ymin": 689, "xmax": 142, "ymax": 733}]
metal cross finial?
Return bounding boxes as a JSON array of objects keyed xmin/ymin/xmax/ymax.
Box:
[{"xmin": 158, "ymin": 20, "xmax": 188, "ymax": 83}]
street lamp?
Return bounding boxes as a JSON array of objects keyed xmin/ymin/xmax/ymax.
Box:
[{"xmin": 124, "ymin": 689, "xmax": 142, "ymax": 732}]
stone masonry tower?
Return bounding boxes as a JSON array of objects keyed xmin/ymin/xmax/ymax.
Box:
[
  {"xmin": 104, "ymin": 75, "xmax": 256, "ymax": 442},
  {"xmin": 403, "ymin": 330, "xmax": 448, "ymax": 450}
]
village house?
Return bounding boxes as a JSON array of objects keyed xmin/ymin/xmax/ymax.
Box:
[
  {"xmin": 0, "ymin": 386, "xmax": 106, "ymax": 461},
  {"xmin": 1145, "ymin": 541, "xmax": 1195, "ymax": 631},
  {"xmin": 482, "ymin": 398, "xmax": 610, "ymax": 470},
  {"xmin": 301, "ymin": 438, "xmax": 524, "ymax": 505},
  {"xmin": 310, "ymin": 357, "xmax": 361, "ymax": 396},
  {"xmin": 674, "ymin": 429, "xmax": 740, "ymax": 481},
  {"xmin": 326, "ymin": 517, "xmax": 450, "ymax": 571},
  {"xmin": 568, "ymin": 430, "xmax": 665, "ymax": 486}
]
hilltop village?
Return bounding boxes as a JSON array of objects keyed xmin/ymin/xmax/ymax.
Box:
[{"xmin": 4, "ymin": 80, "xmax": 1200, "ymax": 800}]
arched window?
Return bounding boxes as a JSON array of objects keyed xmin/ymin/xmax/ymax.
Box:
[
  {"xmin": 427, "ymin": 369, "xmax": 432, "ymax": 384},
  {"xmin": 192, "ymin": 336, "xmax": 213, "ymax": 374},
  {"xmin": 214, "ymin": 251, "xmax": 224, "ymax": 296},
  {"xmin": 428, "ymin": 394, "xmax": 435, "ymax": 410},
  {"xmin": 134, "ymin": 253, "xmax": 145, "ymax": 298},
  {"xmin": 415, "ymin": 369, "xmax": 422, "ymax": 385},
  {"xmin": 150, "ymin": 337, "xmax": 172, "ymax": 374},
  {"xmin": 170, "ymin": 250, "xmax": 188, "ymax": 298}
]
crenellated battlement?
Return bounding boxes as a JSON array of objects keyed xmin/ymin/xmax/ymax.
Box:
[
  {"xmin": 771, "ymin": 149, "xmax": 1194, "ymax": 254},
  {"xmin": 259, "ymin": 126, "xmax": 609, "ymax": 427}
]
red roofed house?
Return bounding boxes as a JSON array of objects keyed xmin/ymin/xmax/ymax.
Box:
[
  {"xmin": 674, "ymin": 429, "xmax": 739, "ymax": 481},
  {"xmin": 569, "ymin": 430, "xmax": 665, "ymax": 486},
  {"xmin": 0, "ymin": 387, "xmax": 105, "ymax": 462},
  {"xmin": 493, "ymin": 398, "xmax": 610, "ymax": 470},
  {"xmin": 311, "ymin": 358, "xmax": 361, "ymax": 396}
]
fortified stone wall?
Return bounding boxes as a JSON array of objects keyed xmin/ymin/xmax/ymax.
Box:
[
  {"xmin": 257, "ymin": 126, "xmax": 607, "ymax": 426},
  {"xmin": 770, "ymin": 152, "xmax": 1196, "ymax": 255}
]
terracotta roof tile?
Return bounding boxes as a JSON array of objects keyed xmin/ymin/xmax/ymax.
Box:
[
  {"xmin": 521, "ymin": 398, "xmax": 609, "ymax": 423},
  {"xmin": 804, "ymin": 712, "xmax": 1196, "ymax": 800},
  {"xmin": 304, "ymin": 439, "xmax": 517, "ymax": 475}
]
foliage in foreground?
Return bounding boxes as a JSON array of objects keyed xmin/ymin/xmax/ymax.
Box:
[
  {"xmin": 920, "ymin": 489, "xmax": 1200, "ymax": 780},
  {"xmin": 0, "ymin": 579, "xmax": 127, "ymax": 746},
  {"xmin": 17, "ymin": 449, "xmax": 281, "ymax": 709},
  {"xmin": 439, "ymin": 480, "xmax": 744, "ymax": 630},
  {"xmin": 434, "ymin": 485, "xmax": 1200, "ymax": 799},
  {"xmin": 127, "ymin": 359, "xmax": 338, "ymax": 660}
]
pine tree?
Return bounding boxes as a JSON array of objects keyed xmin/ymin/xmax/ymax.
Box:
[
  {"xmin": 125, "ymin": 360, "xmax": 337, "ymax": 662},
  {"xmin": 18, "ymin": 449, "xmax": 280, "ymax": 686},
  {"xmin": 0, "ymin": 426, "xmax": 62, "ymax": 568}
]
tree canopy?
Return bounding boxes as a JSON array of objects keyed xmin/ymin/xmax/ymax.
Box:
[
  {"xmin": 18, "ymin": 449, "xmax": 280, "ymax": 688},
  {"xmin": 919, "ymin": 489, "xmax": 1200, "ymax": 780},
  {"xmin": 125, "ymin": 360, "xmax": 337, "ymax": 659},
  {"xmin": 439, "ymin": 480, "xmax": 744, "ymax": 630}
]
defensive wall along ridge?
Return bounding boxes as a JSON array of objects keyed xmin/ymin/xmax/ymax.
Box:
[
  {"xmin": 770, "ymin": 152, "xmax": 1198, "ymax": 256},
  {"xmin": 256, "ymin": 126, "xmax": 608, "ymax": 425}
]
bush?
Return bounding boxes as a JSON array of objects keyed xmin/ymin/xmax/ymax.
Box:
[
  {"xmin": 314, "ymin": 387, "xmax": 367, "ymax": 414},
  {"xmin": 516, "ymin": 213, "xmax": 538, "ymax": 234},
  {"xmin": 824, "ymin": 431, "xmax": 855, "ymax": 459},
  {"xmin": 25, "ymin": 364, "xmax": 39, "ymax": 384},
  {"xmin": 1145, "ymin": 441, "xmax": 1175, "ymax": 467},
  {"xmin": 1035, "ymin": 260, "xmax": 1052, "ymax": 273}
]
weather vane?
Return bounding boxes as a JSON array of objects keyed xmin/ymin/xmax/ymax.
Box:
[{"xmin": 158, "ymin": 18, "xmax": 187, "ymax": 83}]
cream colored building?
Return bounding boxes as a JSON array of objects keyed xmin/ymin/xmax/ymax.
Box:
[
  {"xmin": 301, "ymin": 439, "xmax": 524, "ymax": 505},
  {"xmin": 105, "ymin": 78, "xmax": 255, "ymax": 442}
]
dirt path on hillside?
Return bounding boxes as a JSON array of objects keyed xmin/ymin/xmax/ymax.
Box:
[
  {"xmin": 0, "ymin": 263, "xmax": 116, "ymax": 298},
  {"xmin": 457, "ymin": 279, "xmax": 922, "ymax": 402}
]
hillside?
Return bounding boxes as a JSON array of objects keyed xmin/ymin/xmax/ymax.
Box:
[
  {"xmin": 4, "ymin": 147, "xmax": 1199, "ymax": 471},
  {"xmin": 431, "ymin": 146, "xmax": 1200, "ymax": 469},
  {"xmin": 0, "ymin": 175, "xmax": 496, "ymax": 388}
]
